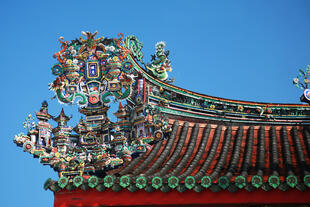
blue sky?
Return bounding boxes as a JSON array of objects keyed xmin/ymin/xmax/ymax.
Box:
[{"xmin": 1, "ymin": 0, "xmax": 310, "ymax": 206}]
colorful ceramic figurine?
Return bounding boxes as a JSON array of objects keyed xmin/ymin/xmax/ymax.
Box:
[
  {"xmin": 293, "ymin": 65, "xmax": 310, "ymax": 103},
  {"xmin": 146, "ymin": 41, "xmax": 172, "ymax": 82}
]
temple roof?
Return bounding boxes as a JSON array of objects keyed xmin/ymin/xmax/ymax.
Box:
[
  {"xmin": 50, "ymin": 117, "xmax": 310, "ymax": 195},
  {"xmin": 51, "ymin": 117, "xmax": 310, "ymax": 207},
  {"xmin": 114, "ymin": 118, "xmax": 310, "ymax": 185},
  {"xmin": 48, "ymin": 55, "xmax": 310, "ymax": 197},
  {"xmin": 20, "ymin": 32, "xmax": 310, "ymax": 206}
]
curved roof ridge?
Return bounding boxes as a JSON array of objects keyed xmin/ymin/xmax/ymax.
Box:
[{"xmin": 131, "ymin": 55, "xmax": 309, "ymax": 107}]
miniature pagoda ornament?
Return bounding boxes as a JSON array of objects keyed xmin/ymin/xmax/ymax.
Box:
[
  {"xmin": 293, "ymin": 65, "xmax": 310, "ymax": 104},
  {"xmin": 13, "ymin": 31, "xmax": 172, "ymax": 181}
]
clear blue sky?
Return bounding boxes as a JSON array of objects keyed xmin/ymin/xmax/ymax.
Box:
[{"xmin": 1, "ymin": 0, "xmax": 310, "ymax": 206}]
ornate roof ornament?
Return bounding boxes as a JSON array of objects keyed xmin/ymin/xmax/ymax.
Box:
[
  {"xmin": 14, "ymin": 31, "xmax": 172, "ymax": 179},
  {"xmin": 293, "ymin": 65, "xmax": 310, "ymax": 104}
]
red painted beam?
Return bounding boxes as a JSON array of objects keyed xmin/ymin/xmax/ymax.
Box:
[{"xmin": 54, "ymin": 189, "xmax": 310, "ymax": 207}]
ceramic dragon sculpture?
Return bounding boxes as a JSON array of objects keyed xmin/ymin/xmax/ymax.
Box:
[{"xmin": 146, "ymin": 41, "xmax": 173, "ymax": 82}]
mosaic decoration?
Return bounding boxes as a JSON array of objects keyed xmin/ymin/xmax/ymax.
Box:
[{"xmin": 13, "ymin": 31, "xmax": 172, "ymax": 178}]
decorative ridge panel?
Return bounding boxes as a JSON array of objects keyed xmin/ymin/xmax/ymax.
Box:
[{"xmin": 130, "ymin": 55, "xmax": 310, "ymax": 107}]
